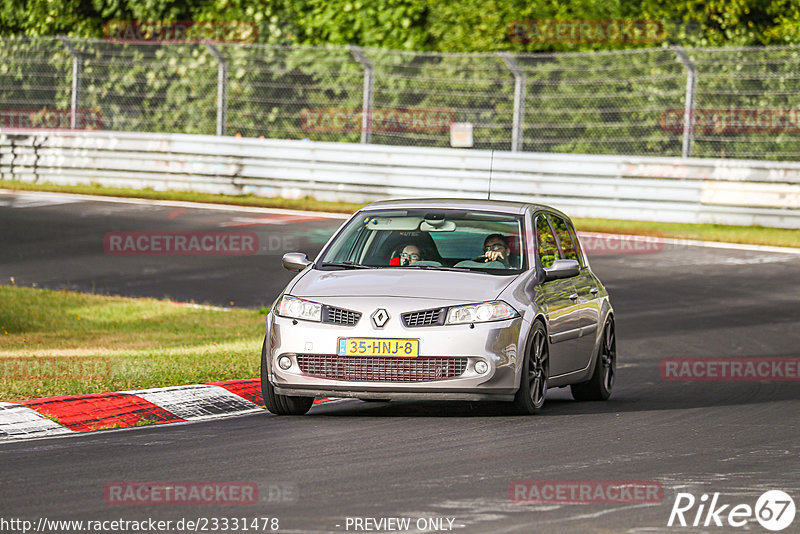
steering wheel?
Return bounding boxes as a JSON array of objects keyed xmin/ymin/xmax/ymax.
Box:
[{"xmin": 471, "ymin": 255, "xmax": 510, "ymax": 267}]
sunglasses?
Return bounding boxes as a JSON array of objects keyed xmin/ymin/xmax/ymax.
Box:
[
  {"xmin": 484, "ymin": 243, "xmax": 506, "ymax": 252},
  {"xmin": 400, "ymin": 253, "xmax": 421, "ymax": 260}
]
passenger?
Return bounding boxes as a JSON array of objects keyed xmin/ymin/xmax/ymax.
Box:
[{"xmin": 399, "ymin": 244, "xmax": 424, "ymax": 266}]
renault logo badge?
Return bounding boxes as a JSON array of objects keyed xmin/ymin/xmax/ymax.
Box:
[{"xmin": 371, "ymin": 308, "xmax": 389, "ymax": 328}]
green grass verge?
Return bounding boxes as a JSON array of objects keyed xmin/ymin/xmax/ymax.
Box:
[
  {"xmin": 1, "ymin": 178, "xmax": 798, "ymax": 248},
  {"xmin": 0, "ymin": 285, "xmax": 266, "ymax": 401}
]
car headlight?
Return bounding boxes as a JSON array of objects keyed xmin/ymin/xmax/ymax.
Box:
[
  {"xmin": 445, "ymin": 301, "xmax": 519, "ymax": 325},
  {"xmin": 276, "ymin": 295, "xmax": 322, "ymax": 322}
]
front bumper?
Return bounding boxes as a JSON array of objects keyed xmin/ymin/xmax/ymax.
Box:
[{"xmin": 266, "ymin": 301, "xmax": 525, "ymax": 401}]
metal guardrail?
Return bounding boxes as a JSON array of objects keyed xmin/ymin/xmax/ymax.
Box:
[{"xmin": 2, "ymin": 130, "xmax": 799, "ymax": 228}]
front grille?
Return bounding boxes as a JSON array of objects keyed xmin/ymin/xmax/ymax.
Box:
[
  {"xmin": 323, "ymin": 306, "xmax": 361, "ymax": 325},
  {"xmin": 297, "ymin": 355, "xmax": 468, "ymax": 382},
  {"xmin": 402, "ymin": 308, "xmax": 445, "ymax": 327}
]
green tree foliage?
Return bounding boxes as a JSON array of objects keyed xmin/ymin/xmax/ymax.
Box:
[{"xmin": 3, "ymin": 0, "xmax": 800, "ymax": 49}]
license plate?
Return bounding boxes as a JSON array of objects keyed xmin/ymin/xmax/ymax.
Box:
[{"xmin": 338, "ymin": 338, "xmax": 419, "ymax": 357}]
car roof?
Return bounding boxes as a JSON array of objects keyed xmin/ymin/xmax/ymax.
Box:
[{"xmin": 359, "ymin": 198, "xmax": 571, "ymax": 219}]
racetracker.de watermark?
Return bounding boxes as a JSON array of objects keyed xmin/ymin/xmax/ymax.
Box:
[
  {"xmin": 104, "ymin": 482, "xmax": 260, "ymax": 505},
  {"xmin": 103, "ymin": 20, "xmax": 258, "ymax": 44},
  {"xmin": 104, "ymin": 232, "xmax": 258, "ymax": 255},
  {"xmin": 0, "ymin": 357, "xmax": 111, "ymax": 381},
  {"xmin": 661, "ymin": 357, "xmax": 800, "ymax": 381},
  {"xmin": 660, "ymin": 109, "xmax": 800, "ymax": 134},
  {"xmin": 0, "ymin": 517, "xmax": 281, "ymax": 533},
  {"xmin": 577, "ymin": 232, "xmax": 667, "ymax": 255},
  {"xmin": 300, "ymin": 108, "xmax": 456, "ymax": 133},
  {"xmin": 508, "ymin": 19, "xmax": 667, "ymax": 44},
  {"xmin": 509, "ymin": 480, "xmax": 664, "ymax": 504},
  {"xmin": 1, "ymin": 109, "xmax": 102, "ymax": 130}
]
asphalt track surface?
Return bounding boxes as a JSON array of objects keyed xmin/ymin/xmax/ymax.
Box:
[{"xmin": 1, "ymin": 190, "xmax": 799, "ymax": 533}]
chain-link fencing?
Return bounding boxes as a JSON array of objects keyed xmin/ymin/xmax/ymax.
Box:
[{"xmin": 1, "ymin": 37, "xmax": 799, "ymax": 160}]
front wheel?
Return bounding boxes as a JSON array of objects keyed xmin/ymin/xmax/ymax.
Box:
[
  {"xmin": 260, "ymin": 338, "xmax": 314, "ymax": 415},
  {"xmin": 510, "ymin": 322, "xmax": 549, "ymax": 414},
  {"xmin": 571, "ymin": 318, "xmax": 615, "ymax": 401}
]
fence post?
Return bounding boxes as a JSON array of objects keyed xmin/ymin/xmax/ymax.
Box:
[
  {"xmin": 206, "ymin": 44, "xmax": 228, "ymax": 136},
  {"xmin": 672, "ymin": 46, "xmax": 697, "ymax": 158},
  {"xmin": 58, "ymin": 36, "xmax": 82, "ymax": 130},
  {"xmin": 499, "ymin": 53, "xmax": 526, "ymax": 152},
  {"xmin": 349, "ymin": 45, "xmax": 374, "ymax": 144}
]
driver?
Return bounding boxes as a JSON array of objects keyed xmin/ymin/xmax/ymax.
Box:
[{"xmin": 483, "ymin": 234, "xmax": 511, "ymax": 265}]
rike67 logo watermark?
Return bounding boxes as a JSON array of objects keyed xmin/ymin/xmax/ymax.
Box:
[{"xmin": 668, "ymin": 490, "xmax": 795, "ymax": 531}]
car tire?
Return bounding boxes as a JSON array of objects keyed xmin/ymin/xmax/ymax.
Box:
[
  {"xmin": 571, "ymin": 318, "xmax": 615, "ymax": 401},
  {"xmin": 510, "ymin": 321, "xmax": 548, "ymax": 414},
  {"xmin": 260, "ymin": 337, "xmax": 314, "ymax": 415}
]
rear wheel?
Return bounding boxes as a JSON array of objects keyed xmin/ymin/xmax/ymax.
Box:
[
  {"xmin": 260, "ymin": 338, "xmax": 314, "ymax": 415},
  {"xmin": 510, "ymin": 322, "xmax": 548, "ymax": 414},
  {"xmin": 571, "ymin": 318, "xmax": 615, "ymax": 401}
]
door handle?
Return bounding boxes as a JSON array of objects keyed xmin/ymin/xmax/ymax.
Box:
[
  {"xmin": 590, "ymin": 287, "xmax": 598, "ymax": 295},
  {"xmin": 569, "ymin": 293, "xmax": 579, "ymax": 301}
]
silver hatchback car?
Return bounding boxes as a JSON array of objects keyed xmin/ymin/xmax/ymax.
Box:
[{"xmin": 261, "ymin": 199, "xmax": 615, "ymax": 415}]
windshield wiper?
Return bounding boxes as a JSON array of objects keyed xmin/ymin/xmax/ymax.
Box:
[
  {"xmin": 319, "ymin": 261, "xmax": 374, "ymax": 269},
  {"xmin": 402, "ymin": 265, "xmax": 471, "ymax": 272}
]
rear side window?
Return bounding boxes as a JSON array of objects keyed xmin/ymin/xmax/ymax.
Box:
[
  {"xmin": 535, "ymin": 215, "xmax": 560, "ymax": 268},
  {"xmin": 549, "ymin": 215, "xmax": 583, "ymax": 266}
]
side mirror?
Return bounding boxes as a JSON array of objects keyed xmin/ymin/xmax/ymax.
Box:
[
  {"xmin": 544, "ymin": 259, "xmax": 580, "ymax": 281},
  {"xmin": 282, "ymin": 252, "xmax": 312, "ymax": 272}
]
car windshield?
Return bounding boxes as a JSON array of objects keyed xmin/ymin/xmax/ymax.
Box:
[{"xmin": 318, "ymin": 208, "xmax": 526, "ymax": 274}]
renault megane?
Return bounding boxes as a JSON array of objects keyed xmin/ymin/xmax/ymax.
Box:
[{"xmin": 260, "ymin": 199, "xmax": 615, "ymax": 415}]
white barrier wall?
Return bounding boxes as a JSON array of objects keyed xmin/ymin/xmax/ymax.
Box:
[{"xmin": 2, "ymin": 130, "xmax": 799, "ymax": 228}]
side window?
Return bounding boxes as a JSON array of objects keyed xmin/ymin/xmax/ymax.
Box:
[
  {"xmin": 567, "ymin": 222, "xmax": 585, "ymax": 267},
  {"xmin": 536, "ymin": 215, "xmax": 560, "ymax": 268},
  {"xmin": 549, "ymin": 215, "xmax": 583, "ymax": 266}
]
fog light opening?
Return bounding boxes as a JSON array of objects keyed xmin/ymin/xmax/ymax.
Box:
[
  {"xmin": 278, "ymin": 356, "xmax": 293, "ymax": 370},
  {"xmin": 474, "ymin": 360, "xmax": 489, "ymax": 375}
]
